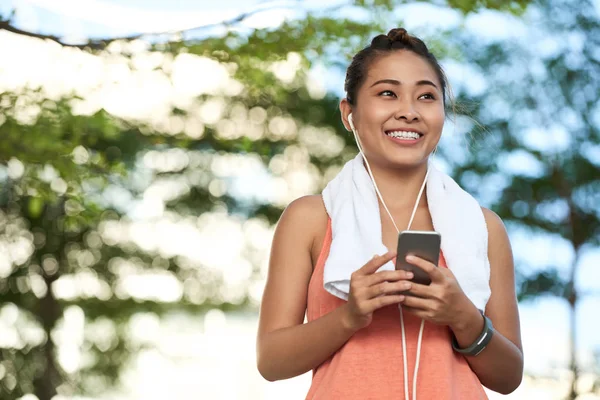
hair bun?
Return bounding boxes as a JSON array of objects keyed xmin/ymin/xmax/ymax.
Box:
[
  {"xmin": 387, "ymin": 28, "xmax": 411, "ymax": 44},
  {"xmin": 370, "ymin": 34, "xmax": 391, "ymax": 49}
]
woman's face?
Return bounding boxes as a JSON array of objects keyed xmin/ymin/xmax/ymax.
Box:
[{"xmin": 341, "ymin": 50, "xmax": 445, "ymax": 169}]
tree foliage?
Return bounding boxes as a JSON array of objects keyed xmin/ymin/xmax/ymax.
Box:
[
  {"xmin": 3, "ymin": 0, "xmax": 598, "ymax": 398},
  {"xmin": 445, "ymin": 0, "xmax": 600, "ymax": 397}
]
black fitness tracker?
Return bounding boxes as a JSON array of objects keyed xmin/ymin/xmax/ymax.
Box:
[{"xmin": 452, "ymin": 309, "xmax": 494, "ymax": 357}]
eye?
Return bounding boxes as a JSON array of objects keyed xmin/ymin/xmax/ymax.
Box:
[
  {"xmin": 418, "ymin": 93, "xmax": 436, "ymax": 100},
  {"xmin": 378, "ymin": 90, "xmax": 397, "ymax": 98}
]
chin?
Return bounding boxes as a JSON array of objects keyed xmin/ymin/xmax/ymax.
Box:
[{"xmin": 383, "ymin": 152, "xmax": 430, "ymax": 169}]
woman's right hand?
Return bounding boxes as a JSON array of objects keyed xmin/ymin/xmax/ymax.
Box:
[{"xmin": 342, "ymin": 251, "xmax": 413, "ymax": 331}]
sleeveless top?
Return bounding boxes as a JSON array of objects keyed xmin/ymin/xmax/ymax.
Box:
[{"xmin": 305, "ymin": 219, "xmax": 488, "ymax": 400}]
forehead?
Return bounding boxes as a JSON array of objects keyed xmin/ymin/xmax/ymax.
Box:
[{"xmin": 364, "ymin": 50, "xmax": 440, "ymax": 87}]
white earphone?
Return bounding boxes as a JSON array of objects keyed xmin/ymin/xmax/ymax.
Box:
[
  {"xmin": 346, "ymin": 110, "xmax": 428, "ymax": 400},
  {"xmin": 348, "ymin": 113, "xmax": 356, "ymax": 132}
]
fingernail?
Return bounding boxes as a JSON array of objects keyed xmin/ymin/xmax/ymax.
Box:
[
  {"xmin": 407, "ymin": 272, "xmax": 414, "ymax": 278},
  {"xmin": 406, "ymin": 255, "xmax": 414, "ymax": 262}
]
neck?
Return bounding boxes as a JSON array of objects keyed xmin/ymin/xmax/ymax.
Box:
[{"xmin": 363, "ymin": 159, "xmax": 430, "ymax": 210}]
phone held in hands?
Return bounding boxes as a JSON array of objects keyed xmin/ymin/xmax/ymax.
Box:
[{"xmin": 395, "ymin": 230, "xmax": 441, "ymax": 285}]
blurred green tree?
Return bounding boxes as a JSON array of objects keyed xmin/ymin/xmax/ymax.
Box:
[
  {"xmin": 445, "ymin": 0, "xmax": 600, "ymax": 397},
  {"xmin": 8, "ymin": 0, "xmax": 599, "ymax": 399}
]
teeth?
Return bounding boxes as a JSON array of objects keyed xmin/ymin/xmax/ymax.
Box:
[{"xmin": 386, "ymin": 131, "xmax": 421, "ymax": 139}]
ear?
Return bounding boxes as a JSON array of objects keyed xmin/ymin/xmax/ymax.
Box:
[{"xmin": 339, "ymin": 98, "xmax": 353, "ymax": 132}]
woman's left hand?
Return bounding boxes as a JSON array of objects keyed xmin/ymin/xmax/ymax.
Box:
[{"xmin": 402, "ymin": 255, "xmax": 476, "ymax": 329}]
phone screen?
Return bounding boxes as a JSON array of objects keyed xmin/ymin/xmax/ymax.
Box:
[{"xmin": 395, "ymin": 230, "xmax": 441, "ymax": 285}]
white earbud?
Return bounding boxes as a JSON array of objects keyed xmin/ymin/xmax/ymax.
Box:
[{"xmin": 348, "ymin": 113, "xmax": 356, "ymax": 133}]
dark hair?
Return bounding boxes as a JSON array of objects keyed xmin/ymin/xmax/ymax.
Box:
[{"xmin": 344, "ymin": 28, "xmax": 450, "ymax": 107}]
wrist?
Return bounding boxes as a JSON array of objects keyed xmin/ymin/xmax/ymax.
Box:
[
  {"xmin": 339, "ymin": 304, "xmax": 361, "ymax": 334},
  {"xmin": 451, "ymin": 309, "xmax": 494, "ymax": 357},
  {"xmin": 449, "ymin": 301, "xmax": 484, "ymax": 347}
]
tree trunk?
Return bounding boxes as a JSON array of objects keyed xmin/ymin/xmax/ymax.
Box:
[
  {"xmin": 33, "ymin": 277, "xmax": 61, "ymax": 400},
  {"xmin": 567, "ymin": 286, "xmax": 578, "ymax": 400},
  {"xmin": 565, "ymin": 247, "xmax": 581, "ymax": 399},
  {"xmin": 33, "ymin": 200, "xmax": 66, "ymax": 400},
  {"xmin": 555, "ymin": 165, "xmax": 582, "ymax": 400}
]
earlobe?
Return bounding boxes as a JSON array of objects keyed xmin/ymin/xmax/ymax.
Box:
[{"xmin": 340, "ymin": 98, "xmax": 354, "ymax": 132}]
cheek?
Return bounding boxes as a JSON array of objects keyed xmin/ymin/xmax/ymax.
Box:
[
  {"xmin": 366, "ymin": 104, "xmax": 391, "ymax": 121},
  {"xmin": 423, "ymin": 106, "xmax": 445, "ymax": 131},
  {"xmin": 358, "ymin": 107, "xmax": 390, "ymax": 136}
]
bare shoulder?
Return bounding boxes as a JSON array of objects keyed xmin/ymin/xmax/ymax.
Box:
[
  {"xmin": 481, "ymin": 206, "xmax": 513, "ymax": 264},
  {"xmin": 281, "ymin": 195, "xmax": 327, "ymax": 224},
  {"xmin": 277, "ymin": 195, "xmax": 327, "ymax": 244},
  {"xmin": 481, "ymin": 207, "xmax": 507, "ymax": 235},
  {"xmin": 481, "ymin": 207, "xmax": 512, "ymax": 252}
]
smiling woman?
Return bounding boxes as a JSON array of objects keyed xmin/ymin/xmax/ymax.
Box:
[
  {"xmin": 343, "ymin": 52, "xmax": 445, "ymax": 170},
  {"xmin": 256, "ymin": 28, "xmax": 523, "ymax": 400}
]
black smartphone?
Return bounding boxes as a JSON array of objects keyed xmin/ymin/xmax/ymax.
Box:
[{"xmin": 395, "ymin": 230, "xmax": 441, "ymax": 285}]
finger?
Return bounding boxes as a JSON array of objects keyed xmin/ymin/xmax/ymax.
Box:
[
  {"xmin": 357, "ymin": 251, "xmax": 397, "ymax": 275},
  {"xmin": 401, "ymin": 294, "xmax": 434, "ymax": 310},
  {"xmin": 407, "ymin": 282, "xmax": 436, "ymax": 299},
  {"xmin": 367, "ymin": 280, "xmax": 412, "ymax": 299},
  {"xmin": 365, "ymin": 269, "xmax": 414, "ymax": 286},
  {"xmin": 366, "ymin": 294, "xmax": 406, "ymax": 312},
  {"xmin": 405, "ymin": 255, "xmax": 443, "ymax": 282}
]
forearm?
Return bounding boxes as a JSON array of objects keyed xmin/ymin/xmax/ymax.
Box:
[
  {"xmin": 257, "ymin": 304, "xmax": 356, "ymax": 381},
  {"xmin": 451, "ymin": 307, "xmax": 523, "ymax": 394}
]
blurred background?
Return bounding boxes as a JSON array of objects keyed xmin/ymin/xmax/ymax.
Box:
[{"xmin": 0, "ymin": 0, "xmax": 599, "ymax": 399}]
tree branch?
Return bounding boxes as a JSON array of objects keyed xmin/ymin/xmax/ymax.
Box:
[
  {"xmin": 0, "ymin": 19, "xmax": 134, "ymax": 50},
  {"xmin": 0, "ymin": 1, "xmax": 300, "ymax": 51}
]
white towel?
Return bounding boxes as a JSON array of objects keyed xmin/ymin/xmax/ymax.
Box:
[{"xmin": 321, "ymin": 153, "xmax": 491, "ymax": 311}]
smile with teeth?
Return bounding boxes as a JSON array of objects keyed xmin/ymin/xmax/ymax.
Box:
[{"xmin": 385, "ymin": 130, "xmax": 423, "ymax": 140}]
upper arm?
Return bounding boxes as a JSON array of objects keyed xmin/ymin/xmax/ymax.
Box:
[
  {"xmin": 482, "ymin": 207, "xmax": 523, "ymax": 353},
  {"xmin": 257, "ymin": 195, "xmax": 327, "ymax": 341}
]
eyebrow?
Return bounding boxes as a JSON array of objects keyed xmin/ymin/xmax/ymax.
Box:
[{"xmin": 370, "ymin": 79, "xmax": 439, "ymax": 90}]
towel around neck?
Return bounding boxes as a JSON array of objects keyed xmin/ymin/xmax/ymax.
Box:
[{"xmin": 321, "ymin": 153, "xmax": 491, "ymax": 311}]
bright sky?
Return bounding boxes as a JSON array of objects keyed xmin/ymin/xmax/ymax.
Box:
[{"xmin": 1, "ymin": 1, "xmax": 599, "ymax": 399}]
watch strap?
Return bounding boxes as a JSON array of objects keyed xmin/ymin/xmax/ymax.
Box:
[{"xmin": 452, "ymin": 309, "xmax": 494, "ymax": 357}]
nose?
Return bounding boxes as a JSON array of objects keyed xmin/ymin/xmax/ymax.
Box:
[{"xmin": 394, "ymin": 100, "xmax": 419, "ymax": 122}]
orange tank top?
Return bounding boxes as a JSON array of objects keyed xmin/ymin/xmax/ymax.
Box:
[{"xmin": 305, "ymin": 219, "xmax": 488, "ymax": 400}]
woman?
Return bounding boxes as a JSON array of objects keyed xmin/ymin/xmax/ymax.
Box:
[{"xmin": 256, "ymin": 28, "xmax": 523, "ymax": 399}]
